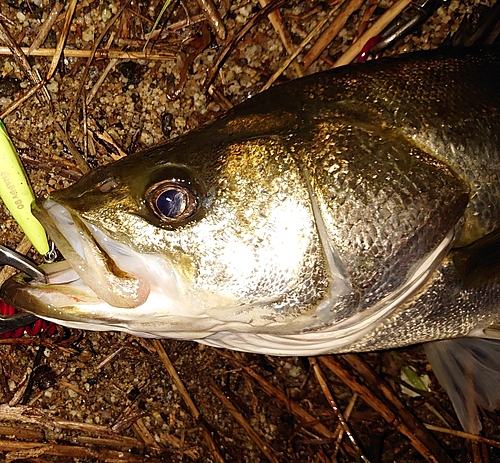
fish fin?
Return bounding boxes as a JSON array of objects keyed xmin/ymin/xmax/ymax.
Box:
[
  {"xmin": 423, "ymin": 338, "xmax": 500, "ymax": 434},
  {"xmin": 452, "ymin": 227, "xmax": 500, "ymax": 288}
]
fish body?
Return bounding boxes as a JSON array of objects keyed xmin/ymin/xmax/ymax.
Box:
[
  {"xmin": 2, "ymin": 47, "xmax": 500, "ymax": 351},
  {"xmin": 2, "ymin": 46, "xmax": 500, "ymax": 431}
]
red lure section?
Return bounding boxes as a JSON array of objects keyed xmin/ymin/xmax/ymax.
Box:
[{"xmin": 0, "ymin": 299, "xmax": 56, "ymax": 338}]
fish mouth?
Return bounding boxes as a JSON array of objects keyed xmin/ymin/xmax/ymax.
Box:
[
  {"xmin": 36, "ymin": 199, "xmax": 151, "ymax": 309},
  {"xmin": 1, "ymin": 198, "xmax": 154, "ymax": 329}
]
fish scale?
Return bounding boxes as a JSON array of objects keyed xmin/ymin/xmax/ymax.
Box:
[
  {"xmin": 302, "ymin": 122, "xmax": 469, "ymax": 308},
  {"xmin": 348, "ymin": 248, "xmax": 500, "ymax": 356}
]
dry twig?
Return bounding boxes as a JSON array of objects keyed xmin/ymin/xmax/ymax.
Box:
[
  {"xmin": 0, "ymin": 46, "xmax": 176, "ymax": 60},
  {"xmin": 27, "ymin": 1, "xmax": 64, "ymax": 55},
  {"xmin": 0, "ymin": 23, "xmax": 48, "ymax": 103},
  {"xmin": 0, "ymin": 440, "xmax": 161, "ymax": 462},
  {"xmin": 0, "ymin": 80, "xmax": 46, "ymax": 119},
  {"xmin": 64, "ymin": 0, "xmax": 130, "ymax": 131},
  {"xmin": 220, "ymin": 351, "xmax": 336, "ymax": 439},
  {"xmin": 260, "ymin": 3, "xmax": 343, "ymax": 92},
  {"xmin": 132, "ymin": 417, "xmax": 161, "ymax": 449},
  {"xmin": 19, "ymin": 151, "xmax": 82, "ymax": 181},
  {"xmin": 333, "ymin": 393, "xmax": 358, "ymax": 460},
  {"xmin": 153, "ymin": 339, "xmax": 226, "ymax": 463},
  {"xmin": 356, "ymin": 0, "xmax": 382, "ymax": 38},
  {"xmin": 320, "ymin": 355, "xmax": 454, "ymax": 463},
  {"xmin": 210, "ymin": 379, "xmax": 280, "ymax": 463},
  {"xmin": 195, "ymin": 0, "xmax": 226, "ymax": 42},
  {"xmin": 203, "ymin": 0, "xmax": 285, "ymax": 91},
  {"xmin": 310, "ymin": 358, "xmax": 369, "ymax": 462},
  {"xmin": 424, "ymin": 424, "xmax": 500, "ymax": 449},
  {"xmin": 87, "ymin": 117, "xmax": 128, "ymax": 160},
  {"xmin": 86, "ymin": 58, "xmax": 120, "ymax": 106},
  {"xmin": 302, "ymin": 0, "xmax": 366, "ymax": 70},
  {"xmin": 258, "ymin": 0, "xmax": 302, "ymax": 77},
  {"xmin": 53, "ymin": 122, "xmax": 90, "ymax": 174},
  {"xmin": 0, "ymin": 403, "xmax": 155, "ymax": 456},
  {"xmin": 334, "ymin": 0, "xmax": 412, "ymax": 66},
  {"xmin": 45, "ymin": 0, "xmax": 78, "ymax": 81}
]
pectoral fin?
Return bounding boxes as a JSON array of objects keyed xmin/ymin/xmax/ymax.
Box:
[{"xmin": 424, "ymin": 338, "xmax": 500, "ymax": 434}]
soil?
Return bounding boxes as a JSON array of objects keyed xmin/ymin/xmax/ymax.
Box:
[{"xmin": 0, "ymin": 0, "xmax": 498, "ymax": 461}]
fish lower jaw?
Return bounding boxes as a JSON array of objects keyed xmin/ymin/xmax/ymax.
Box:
[
  {"xmin": 0, "ymin": 273, "xmax": 185, "ymax": 336},
  {"xmin": 0, "ymin": 278, "xmax": 282, "ymax": 340}
]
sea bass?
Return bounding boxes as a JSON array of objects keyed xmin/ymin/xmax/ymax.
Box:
[{"xmin": 2, "ymin": 47, "xmax": 500, "ymax": 432}]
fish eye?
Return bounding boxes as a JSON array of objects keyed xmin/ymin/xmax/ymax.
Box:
[{"xmin": 146, "ymin": 182, "xmax": 198, "ymax": 222}]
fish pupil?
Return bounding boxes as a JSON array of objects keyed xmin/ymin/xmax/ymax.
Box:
[{"xmin": 156, "ymin": 189, "xmax": 187, "ymax": 218}]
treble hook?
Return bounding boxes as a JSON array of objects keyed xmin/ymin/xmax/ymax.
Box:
[
  {"xmin": 358, "ymin": 0, "xmax": 443, "ymax": 61},
  {"xmin": 0, "ymin": 244, "xmax": 47, "ymax": 283},
  {"xmin": 0, "ymin": 244, "xmax": 47, "ymax": 334}
]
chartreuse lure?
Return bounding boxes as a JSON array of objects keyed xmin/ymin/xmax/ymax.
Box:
[{"xmin": 0, "ymin": 120, "xmax": 49, "ymax": 255}]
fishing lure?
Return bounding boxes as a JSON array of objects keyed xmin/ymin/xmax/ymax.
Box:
[
  {"xmin": 0, "ymin": 122, "xmax": 55, "ymax": 336},
  {"xmin": 0, "ymin": 120, "xmax": 49, "ymax": 255}
]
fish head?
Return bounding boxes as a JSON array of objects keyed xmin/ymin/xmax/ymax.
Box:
[{"xmin": 2, "ymin": 132, "xmax": 338, "ymax": 339}]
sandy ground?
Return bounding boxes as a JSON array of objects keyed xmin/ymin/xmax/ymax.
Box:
[{"xmin": 0, "ymin": 0, "xmax": 499, "ymax": 461}]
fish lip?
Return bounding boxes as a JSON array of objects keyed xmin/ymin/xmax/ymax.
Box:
[{"xmin": 32, "ymin": 199, "xmax": 150, "ymax": 309}]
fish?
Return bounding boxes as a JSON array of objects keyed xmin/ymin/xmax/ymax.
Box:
[{"xmin": 2, "ymin": 46, "xmax": 500, "ymax": 433}]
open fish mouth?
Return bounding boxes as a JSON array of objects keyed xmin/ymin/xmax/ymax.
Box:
[
  {"xmin": 0, "ymin": 199, "xmax": 162, "ymax": 332},
  {"xmin": 36, "ymin": 199, "xmax": 151, "ymax": 308}
]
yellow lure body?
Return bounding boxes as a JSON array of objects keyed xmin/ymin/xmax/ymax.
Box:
[{"xmin": 0, "ymin": 120, "xmax": 49, "ymax": 255}]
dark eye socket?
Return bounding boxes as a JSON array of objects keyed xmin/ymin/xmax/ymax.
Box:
[{"xmin": 146, "ymin": 182, "xmax": 198, "ymax": 222}]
